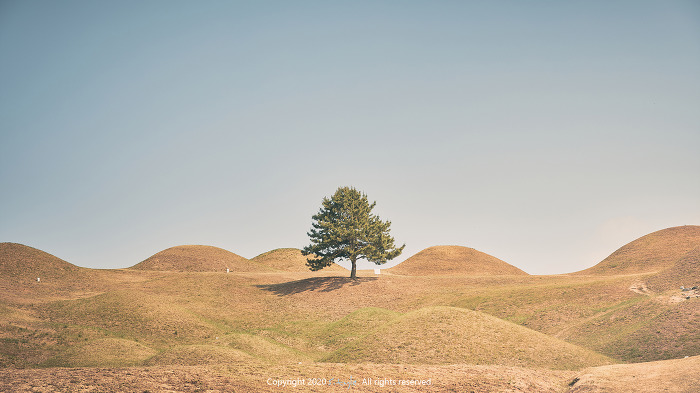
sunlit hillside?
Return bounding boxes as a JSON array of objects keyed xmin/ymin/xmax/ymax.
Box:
[
  {"xmin": 389, "ymin": 245, "xmax": 528, "ymax": 276},
  {"xmin": 1, "ymin": 226, "xmax": 698, "ymax": 392}
]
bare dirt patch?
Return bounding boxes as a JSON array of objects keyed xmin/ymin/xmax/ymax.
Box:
[{"xmin": 629, "ymin": 281, "xmax": 651, "ymax": 295}]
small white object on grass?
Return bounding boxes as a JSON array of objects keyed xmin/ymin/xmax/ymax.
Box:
[{"xmin": 374, "ymin": 268, "xmax": 381, "ymax": 275}]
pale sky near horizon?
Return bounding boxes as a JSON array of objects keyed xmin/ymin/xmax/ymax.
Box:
[{"xmin": 1, "ymin": 1, "xmax": 699, "ymax": 274}]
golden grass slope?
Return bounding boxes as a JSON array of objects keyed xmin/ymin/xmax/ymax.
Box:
[
  {"xmin": 646, "ymin": 247, "xmax": 700, "ymax": 292},
  {"xmin": 2, "ymin": 227, "xmax": 698, "ymax": 391},
  {"xmin": 145, "ymin": 345, "xmax": 254, "ymax": 366},
  {"xmin": 558, "ymin": 295, "xmax": 699, "ymax": 362},
  {"xmin": 389, "ymin": 245, "xmax": 527, "ymax": 276},
  {"xmin": 316, "ymin": 307, "xmax": 402, "ymax": 350},
  {"xmin": 2, "ymin": 357, "xmax": 699, "ymax": 392},
  {"xmin": 0, "ymin": 242, "xmax": 81, "ymax": 280},
  {"xmin": 567, "ymin": 355, "xmax": 700, "ymax": 393},
  {"xmin": 43, "ymin": 289, "xmax": 220, "ymax": 347},
  {"xmin": 577, "ymin": 225, "xmax": 700, "ymax": 275},
  {"xmin": 43, "ymin": 338, "xmax": 156, "ymax": 368},
  {"xmin": 251, "ymin": 248, "xmax": 346, "ymax": 272},
  {"xmin": 323, "ymin": 306, "xmax": 611, "ymax": 370},
  {"xmin": 130, "ymin": 245, "xmax": 269, "ymax": 272},
  {"xmin": 0, "ymin": 242, "xmax": 102, "ymax": 302},
  {"xmin": 226, "ymin": 333, "xmax": 311, "ymax": 363}
]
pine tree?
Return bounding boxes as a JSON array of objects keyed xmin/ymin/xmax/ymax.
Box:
[{"xmin": 302, "ymin": 186, "xmax": 405, "ymax": 279}]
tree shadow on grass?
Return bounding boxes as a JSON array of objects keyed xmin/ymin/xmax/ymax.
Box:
[{"xmin": 256, "ymin": 276, "xmax": 378, "ymax": 296}]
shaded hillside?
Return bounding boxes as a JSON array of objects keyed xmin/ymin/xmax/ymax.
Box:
[
  {"xmin": 250, "ymin": 248, "xmax": 346, "ymax": 272},
  {"xmin": 323, "ymin": 306, "xmax": 611, "ymax": 370},
  {"xmin": 0, "ymin": 243, "xmax": 82, "ymax": 281},
  {"xmin": 130, "ymin": 245, "xmax": 269, "ymax": 272},
  {"xmin": 389, "ymin": 246, "xmax": 527, "ymax": 276},
  {"xmin": 577, "ymin": 225, "xmax": 700, "ymax": 275}
]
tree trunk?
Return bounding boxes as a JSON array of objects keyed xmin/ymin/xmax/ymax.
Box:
[{"xmin": 350, "ymin": 257, "xmax": 357, "ymax": 279}]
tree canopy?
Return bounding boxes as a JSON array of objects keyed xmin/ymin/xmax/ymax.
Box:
[{"xmin": 302, "ymin": 186, "xmax": 405, "ymax": 278}]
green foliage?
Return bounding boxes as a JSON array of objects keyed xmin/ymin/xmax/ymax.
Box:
[{"xmin": 302, "ymin": 187, "xmax": 405, "ymax": 278}]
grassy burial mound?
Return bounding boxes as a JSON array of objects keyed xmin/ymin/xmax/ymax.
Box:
[
  {"xmin": 577, "ymin": 225, "xmax": 700, "ymax": 275},
  {"xmin": 323, "ymin": 306, "xmax": 611, "ymax": 370},
  {"xmin": 130, "ymin": 245, "xmax": 268, "ymax": 272},
  {"xmin": 250, "ymin": 248, "xmax": 346, "ymax": 272},
  {"xmin": 389, "ymin": 245, "xmax": 527, "ymax": 276},
  {"xmin": 0, "ymin": 242, "xmax": 83, "ymax": 282},
  {"xmin": 0, "ymin": 243, "xmax": 99, "ymax": 301}
]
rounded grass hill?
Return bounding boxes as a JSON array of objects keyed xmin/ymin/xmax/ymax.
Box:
[
  {"xmin": 322, "ymin": 306, "xmax": 611, "ymax": 370},
  {"xmin": 389, "ymin": 245, "xmax": 527, "ymax": 276},
  {"xmin": 577, "ymin": 225, "xmax": 700, "ymax": 275},
  {"xmin": 130, "ymin": 245, "xmax": 267, "ymax": 273},
  {"xmin": 0, "ymin": 242, "xmax": 83, "ymax": 281},
  {"xmin": 250, "ymin": 248, "xmax": 347, "ymax": 272}
]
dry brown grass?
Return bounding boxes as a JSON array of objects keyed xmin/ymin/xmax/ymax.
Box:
[
  {"xmin": 145, "ymin": 344, "xmax": 254, "ymax": 366},
  {"xmin": 389, "ymin": 245, "xmax": 528, "ymax": 276},
  {"xmin": 577, "ymin": 225, "xmax": 700, "ymax": 275},
  {"xmin": 2, "ymin": 226, "xmax": 699, "ymax": 391},
  {"xmin": 130, "ymin": 245, "xmax": 271, "ymax": 272},
  {"xmin": 0, "ymin": 362, "xmax": 575, "ymax": 392},
  {"xmin": 566, "ymin": 355, "xmax": 700, "ymax": 392},
  {"xmin": 0, "ymin": 243, "xmax": 80, "ymax": 279},
  {"xmin": 43, "ymin": 338, "xmax": 156, "ymax": 367},
  {"xmin": 323, "ymin": 306, "xmax": 612, "ymax": 370},
  {"xmin": 646, "ymin": 247, "xmax": 700, "ymax": 292},
  {"xmin": 251, "ymin": 248, "xmax": 347, "ymax": 272},
  {"xmin": 0, "ymin": 242, "xmax": 108, "ymax": 304},
  {"xmin": 3, "ymin": 358, "xmax": 697, "ymax": 392}
]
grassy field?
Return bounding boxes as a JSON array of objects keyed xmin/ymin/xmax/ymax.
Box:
[{"xmin": 1, "ymin": 225, "xmax": 698, "ymax": 392}]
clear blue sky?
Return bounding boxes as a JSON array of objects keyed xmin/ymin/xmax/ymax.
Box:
[{"xmin": 2, "ymin": 1, "xmax": 699, "ymax": 274}]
